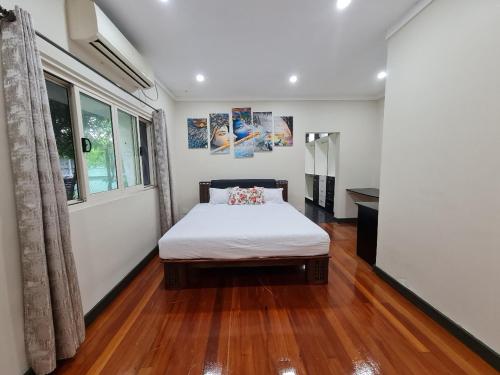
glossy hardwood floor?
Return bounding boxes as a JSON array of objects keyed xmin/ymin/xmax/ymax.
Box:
[{"xmin": 54, "ymin": 223, "xmax": 497, "ymax": 375}]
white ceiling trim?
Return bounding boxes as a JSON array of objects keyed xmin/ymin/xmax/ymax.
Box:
[
  {"xmin": 154, "ymin": 78, "xmax": 385, "ymax": 103},
  {"xmin": 174, "ymin": 95, "xmax": 384, "ymax": 103},
  {"xmin": 145, "ymin": 79, "xmax": 384, "ymax": 103},
  {"xmin": 386, "ymin": 0, "xmax": 434, "ymax": 40}
]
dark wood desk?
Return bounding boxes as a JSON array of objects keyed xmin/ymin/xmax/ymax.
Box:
[
  {"xmin": 347, "ymin": 188, "xmax": 380, "ymax": 203},
  {"xmin": 355, "ymin": 202, "xmax": 379, "ymax": 265},
  {"xmin": 347, "ymin": 188, "xmax": 380, "ymax": 198}
]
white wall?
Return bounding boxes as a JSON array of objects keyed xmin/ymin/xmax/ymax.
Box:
[
  {"xmin": 2, "ymin": 0, "xmax": 69, "ymax": 47},
  {"xmin": 327, "ymin": 133, "xmax": 338, "ymax": 178},
  {"xmin": 372, "ymin": 98, "xmax": 384, "ymax": 187},
  {"xmin": 173, "ymin": 100, "xmax": 382, "ymax": 219},
  {"xmin": 0, "ymin": 1, "xmax": 174, "ymax": 373},
  {"xmin": 378, "ymin": 0, "xmax": 500, "ymax": 353}
]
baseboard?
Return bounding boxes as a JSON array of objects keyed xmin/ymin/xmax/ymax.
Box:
[
  {"xmin": 374, "ymin": 266, "xmax": 500, "ymax": 371},
  {"xmin": 84, "ymin": 246, "xmax": 159, "ymax": 326},
  {"xmin": 334, "ymin": 217, "xmax": 358, "ymax": 224}
]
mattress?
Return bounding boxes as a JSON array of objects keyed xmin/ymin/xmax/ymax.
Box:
[{"xmin": 159, "ymin": 203, "xmax": 330, "ymax": 260}]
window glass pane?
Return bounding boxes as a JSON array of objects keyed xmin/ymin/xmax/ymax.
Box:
[
  {"xmin": 139, "ymin": 120, "xmax": 151, "ymax": 186},
  {"xmin": 80, "ymin": 93, "xmax": 118, "ymax": 194},
  {"xmin": 46, "ymin": 79, "xmax": 80, "ymax": 201},
  {"xmin": 118, "ymin": 110, "xmax": 141, "ymax": 187}
]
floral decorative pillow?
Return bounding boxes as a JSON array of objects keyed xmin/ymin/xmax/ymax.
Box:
[
  {"xmin": 228, "ymin": 187, "xmax": 264, "ymax": 205},
  {"xmin": 248, "ymin": 187, "xmax": 264, "ymax": 205}
]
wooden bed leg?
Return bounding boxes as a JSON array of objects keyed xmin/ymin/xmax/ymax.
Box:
[
  {"xmin": 164, "ymin": 263, "xmax": 187, "ymax": 290},
  {"xmin": 306, "ymin": 258, "xmax": 329, "ymax": 284}
]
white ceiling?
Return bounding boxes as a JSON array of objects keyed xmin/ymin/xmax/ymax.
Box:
[{"xmin": 95, "ymin": 0, "xmax": 418, "ymax": 100}]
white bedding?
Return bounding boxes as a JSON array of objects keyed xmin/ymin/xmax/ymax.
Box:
[{"xmin": 159, "ymin": 203, "xmax": 330, "ymax": 260}]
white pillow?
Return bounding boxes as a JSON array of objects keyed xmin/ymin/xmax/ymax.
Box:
[
  {"xmin": 209, "ymin": 187, "xmax": 236, "ymax": 204},
  {"xmin": 263, "ymin": 188, "xmax": 284, "ymax": 204}
]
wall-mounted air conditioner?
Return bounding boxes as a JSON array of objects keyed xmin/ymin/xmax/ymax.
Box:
[{"xmin": 67, "ymin": 0, "xmax": 155, "ymax": 90}]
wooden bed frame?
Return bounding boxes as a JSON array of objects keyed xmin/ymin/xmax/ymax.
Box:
[{"xmin": 161, "ymin": 180, "xmax": 330, "ymax": 289}]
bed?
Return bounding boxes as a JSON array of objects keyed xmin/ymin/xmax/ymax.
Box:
[{"xmin": 159, "ymin": 179, "xmax": 331, "ymax": 289}]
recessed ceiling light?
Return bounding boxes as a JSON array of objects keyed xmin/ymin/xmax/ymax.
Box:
[
  {"xmin": 377, "ymin": 71, "xmax": 387, "ymax": 80},
  {"xmin": 289, "ymin": 75, "xmax": 298, "ymax": 84},
  {"xmin": 160, "ymin": 0, "xmax": 169, "ymax": 3},
  {"xmin": 336, "ymin": 0, "xmax": 352, "ymax": 11},
  {"xmin": 196, "ymin": 74, "xmax": 205, "ymax": 82}
]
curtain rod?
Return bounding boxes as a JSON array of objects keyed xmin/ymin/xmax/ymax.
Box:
[
  {"xmin": 0, "ymin": 5, "xmax": 15, "ymax": 21},
  {"xmin": 0, "ymin": 5, "xmax": 160, "ymax": 113}
]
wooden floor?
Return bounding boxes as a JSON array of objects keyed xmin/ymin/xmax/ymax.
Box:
[{"xmin": 54, "ymin": 223, "xmax": 497, "ymax": 375}]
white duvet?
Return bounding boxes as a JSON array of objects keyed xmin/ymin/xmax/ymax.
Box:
[{"xmin": 159, "ymin": 203, "xmax": 330, "ymax": 260}]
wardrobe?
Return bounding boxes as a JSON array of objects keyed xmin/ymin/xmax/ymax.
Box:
[{"xmin": 305, "ymin": 133, "xmax": 338, "ymax": 214}]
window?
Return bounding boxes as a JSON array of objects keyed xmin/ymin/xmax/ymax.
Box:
[
  {"xmin": 118, "ymin": 110, "xmax": 141, "ymax": 187},
  {"xmin": 45, "ymin": 70, "xmax": 156, "ymax": 204},
  {"xmin": 80, "ymin": 93, "xmax": 118, "ymax": 194},
  {"xmin": 139, "ymin": 119, "xmax": 153, "ymax": 186},
  {"xmin": 46, "ymin": 78, "xmax": 80, "ymax": 201}
]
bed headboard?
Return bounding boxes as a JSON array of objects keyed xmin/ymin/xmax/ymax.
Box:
[{"xmin": 199, "ymin": 179, "xmax": 288, "ymax": 203}]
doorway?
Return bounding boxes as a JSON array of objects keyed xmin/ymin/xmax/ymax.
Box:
[{"xmin": 304, "ymin": 132, "xmax": 339, "ymax": 223}]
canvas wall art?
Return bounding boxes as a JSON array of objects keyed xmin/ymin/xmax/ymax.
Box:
[
  {"xmin": 232, "ymin": 107, "xmax": 256, "ymax": 158},
  {"xmin": 253, "ymin": 112, "xmax": 273, "ymax": 152},
  {"xmin": 274, "ymin": 116, "xmax": 293, "ymax": 146},
  {"xmin": 187, "ymin": 118, "xmax": 208, "ymax": 149},
  {"xmin": 209, "ymin": 113, "xmax": 231, "ymax": 154}
]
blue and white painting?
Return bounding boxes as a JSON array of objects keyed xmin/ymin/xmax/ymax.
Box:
[
  {"xmin": 274, "ymin": 116, "xmax": 293, "ymax": 147},
  {"xmin": 253, "ymin": 112, "xmax": 273, "ymax": 152},
  {"xmin": 232, "ymin": 107, "xmax": 255, "ymax": 158},
  {"xmin": 187, "ymin": 118, "xmax": 208, "ymax": 149},
  {"xmin": 209, "ymin": 113, "xmax": 231, "ymax": 154}
]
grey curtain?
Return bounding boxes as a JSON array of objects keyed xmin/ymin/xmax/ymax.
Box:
[
  {"xmin": 1, "ymin": 7, "xmax": 85, "ymax": 375},
  {"xmin": 152, "ymin": 109, "xmax": 174, "ymax": 234}
]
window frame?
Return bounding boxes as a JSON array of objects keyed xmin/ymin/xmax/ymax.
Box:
[
  {"xmin": 139, "ymin": 117, "xmax": 156, "ymax": 187},
  {"xmin": 75, "ymin": 87, "xmax": 122, "ymax": 202},
  {"xmin": 44, "ymin": 69, "xmax": 157, "ymax": 207},
  {"xmin": 45, "ymin": 73, "xmax": 85, "ymax": 206},
  {"xmin": 116, "ymin": 107, "xmax": 144, "ymax": 192}
]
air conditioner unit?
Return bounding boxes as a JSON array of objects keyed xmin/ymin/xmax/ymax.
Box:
[{"xmin": 67, "ymin": 0, "xmax": 155, "ymax": 90}]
